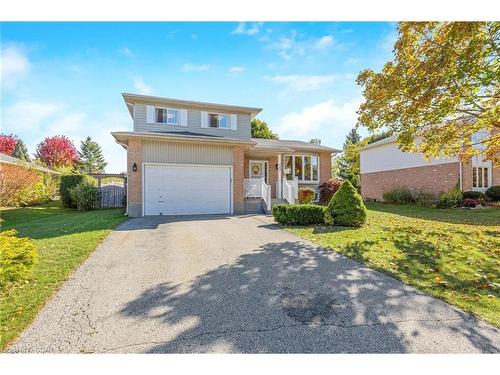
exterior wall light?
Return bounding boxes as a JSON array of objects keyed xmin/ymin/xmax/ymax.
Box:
[{"xmin": 132, "ymin": 162, "xmax": 137, "ymax": 172}]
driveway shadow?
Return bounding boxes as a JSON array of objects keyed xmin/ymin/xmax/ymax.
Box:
[{"xmin": 120, "ymin": 241, "xmax": 499, "ymax": 353}]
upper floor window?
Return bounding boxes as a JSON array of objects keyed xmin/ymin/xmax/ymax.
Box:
[
  {"xmin": 156, "ymin": 108, "xmax": 179, "ymax": 125},
  {"xmin": 209, "ymin": 113, "xmax": 230, "ymax": 129}
]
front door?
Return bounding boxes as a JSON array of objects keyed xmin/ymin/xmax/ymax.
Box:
[{"xmin": 249, "ymin": 160, "xmax": 268, "ymax": 183}]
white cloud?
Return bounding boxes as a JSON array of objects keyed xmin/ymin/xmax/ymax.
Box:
[
  {"xmin": 132, "ymin": 76, "xmax": 152, "ymax": 95},
  {"xmin": 119, "ymin": 47, "xmax": 134, "ymax": 57},
  {"xmin": 266, "ymin": 74, "xmax": 337, "ymax": 94},
  {"xmin": 182, "ymin": 63, "xmax": 211, "ymax": 72},
  {"xmin": 231, "ymin": 22, "xmax": 263, "ymax": 36},
  {"xmin": 228, "ymin": 66, "xmax": 245, "ymax": 73},
  {"xmin": 1, "ymin": 45, "xmax": 31, "ymax": 89},
  {"xmin": 314, "ymin": 35, "xmax": 334, "ymax": 49},
  {"xmin": 3, "ymin": 101, "xmax": 63, "ymax": 132},
  {"xmin": 275, "ymin": 98, "xmax": 362, "ymax": 140},
  {"xmin": 267, "ymin": 31, "xmax": 298, "ymax": 60}
]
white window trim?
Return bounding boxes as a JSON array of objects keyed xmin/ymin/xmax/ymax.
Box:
[
  {"xmin": 209, "ymin": 112, "xmax": 230, "ymax": 129},
  {"xmin": 155, "ymin": 106, "xmax": 181, "ymax": 126},
  {"xmin": 284, "ymin": 155, "xmax": 320, "ymax": 183}
]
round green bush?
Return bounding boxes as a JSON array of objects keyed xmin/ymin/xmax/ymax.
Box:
[
  {"xmin": 463, "ymin": 191, "xmax": 486, "ymax": 200},
  {"xmin": 60, "ymin": 174, "xmax": 93, "ymax": 208},
  {"xmin": 436, "ymin": 188, "xmax": 463, "ymax": 208},
  {"xmin": 485, "ymin": 185, "xmax": 500, "ymax": 201},
  {"xmin": 326, "ymin": 180, "xmax": 367, "ymax": 227}
]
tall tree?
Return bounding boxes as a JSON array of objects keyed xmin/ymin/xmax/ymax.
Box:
[
  {"xmin": 78, "ymin": 136, "xmax": 107, "ymax": 173},
  {"xmin": 35, "ymin": 135, "xmax": 79, "ymax": 169},
  {"xmin": 338, "ymin": 128, "xmax": 361, "ymax": 188},
  {"xmin": 357, "ymin": 22, "xmax": 499, "ymax": 163},
  {"xmin": 0, "ymin": 134, "xmax": 17, "ymax": 156},
  {"xmin": 251, "ymin": 118, "xmax": 279, "ymax": 139},
  {"xmin": 12, "ymin": 137, "xmax": 31, "ymax": 162}
]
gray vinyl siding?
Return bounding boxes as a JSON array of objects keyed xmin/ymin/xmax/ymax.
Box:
[
  {"xmin": 134, "ymin": 104, "xmax": 251, "ymax": 139},
  {"xmin": 143, "ymin": 140, "xmax": 233, "ymax": 165}
]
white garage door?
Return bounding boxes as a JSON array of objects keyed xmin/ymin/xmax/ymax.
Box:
[{"xmin": 144, "ymin": 164, "xmax": 232, "ymax": 216}]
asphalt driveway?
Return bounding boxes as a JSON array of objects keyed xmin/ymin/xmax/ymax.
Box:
[{"xmin": 10, "ymin": 215, "xmax": 500, "ymax": 353}]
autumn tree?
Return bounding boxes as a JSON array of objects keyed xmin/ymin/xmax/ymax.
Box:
[
  {"xmin": 251, "ymin": 118, "xmax": 279, "ymax": 139},
  {"xmin": 35, "ymin": 135, "xmax": 79, "ymax": 169},
  {"xmin": 0, "ymin": 134, "xmax": 17, "ymax": 156},
  {"xmin": 357, "ymin": 22, "xmax": 499, "ymax": 163},
  {"xmin": 78, "ymin": 136, "xmax": 107, "ymax": 173}
]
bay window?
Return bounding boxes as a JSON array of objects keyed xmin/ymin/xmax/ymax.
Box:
[{"xmin": 284, "ymin": 155, "xmax": 319, "ymax": 182}]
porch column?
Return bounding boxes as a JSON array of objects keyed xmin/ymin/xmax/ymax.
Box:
[{"xmin": 277, "ymin": 154, "xmax": 282, "ymax": 199}]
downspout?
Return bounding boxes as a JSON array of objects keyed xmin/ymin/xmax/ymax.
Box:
[{"xmin": 459, "ymin": 161, "xmax": 463, "ymax": 191}]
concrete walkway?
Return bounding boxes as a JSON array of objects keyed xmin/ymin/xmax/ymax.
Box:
[{"xmin": 9, "ymin": 215, "xmax": 500, "ymax": 353}]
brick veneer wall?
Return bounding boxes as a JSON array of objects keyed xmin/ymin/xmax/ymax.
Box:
[
  {"xmin": 319, "ymin": 152, "xmax": 332, "ymax": 184},
  {"xmin": 361, "ymin": 162, "xmax": 460, "ymax": 201},
  {"xmin": 127, "ymin": 139, "xmax": 143, "ymax": 217},
  {"xmin": 233, "ymin": 146, "xmax": 245, "ymax": 214}
]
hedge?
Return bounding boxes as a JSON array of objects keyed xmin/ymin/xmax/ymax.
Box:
[
  {"xmin": 485, "ymin": 186, "xmax": 500, "ymax": 201},
  {"xmin": 60, "ymin": 174, "xmax": 94, "ymax": 208},
  {"xmin": 272, "ymin": 204, "xmax": 326, "ymax": 225}
]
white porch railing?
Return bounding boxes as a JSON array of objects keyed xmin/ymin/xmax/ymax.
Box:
[
  {"xmin": 244, "ymin": 178, "xmax": 262, "ymax": 198},
  {"xmin": 282, "ymin": 177, "xmax": 298, "ymax": 204},
  {"xmin": 261, "ymin": 179, "xmax": 271, "ymax": 212}
]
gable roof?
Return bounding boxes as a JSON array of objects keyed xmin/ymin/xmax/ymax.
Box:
[
  {"xmin": 0, "ymin": 153, "xmax": 60, "ymax": 174},
  {"xmin": 122, "ymin": 93, "xmax": 262, "ymax": 119}
]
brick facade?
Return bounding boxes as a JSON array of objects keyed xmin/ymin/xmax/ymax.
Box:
[
  {"xmin": 361, "ymin": 162, "xmax": 460, "ymax": 201},
  {"xmin": 319, "ymin": 152, "xmax": 332, "ymax": 185},
  {"xmin": 232, "ymin": 146, "xmax": 245, "ymax": 214},
  {"xmin": 127, "ymin": 139, "xmax": 143, "ymax": 217}
]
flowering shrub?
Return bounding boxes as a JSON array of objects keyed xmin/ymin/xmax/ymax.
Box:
[
  {"xmin": 35, "ymin": 135, "xmax": 79, "ymax": 168},
  {"xmin": 462, "ymin": 198, "xmax": 483, "ymax": 207},
  {"xmin": 0, "ymin": 134, "xmax": 17, "ymax": 156}
]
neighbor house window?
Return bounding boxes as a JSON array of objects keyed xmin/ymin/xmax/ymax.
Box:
[
  {"xmin": 284, "ymin": 155, "xmax": 319, "ymax": 182},
  {"xmin": 209, "ymin": 113, "xmax": 229, "ymax": 129},
  {"xmin": 473, "ymin": 166, "xmax": 489, "ymax": 189},
  {"xmin": 156, "ymin": 108, "xmax": 179, "ymax": 125}
]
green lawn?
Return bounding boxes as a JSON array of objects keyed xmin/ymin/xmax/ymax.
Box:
[
  {"xmin": 0, "ymin": 201, "xmax": 127, "ymax": 351},
  {"xmin": 288, "ymin": 203, "xmax": 500, "ymax": 327}
]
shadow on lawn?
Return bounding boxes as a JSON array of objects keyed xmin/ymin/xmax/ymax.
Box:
[
  {"xmin": 120, "ymin": 240, "xmax": 498, "ymax": 353},
  {"xmin": 366, "ymin": 202, "xmax": 500, "ymax": 226}
]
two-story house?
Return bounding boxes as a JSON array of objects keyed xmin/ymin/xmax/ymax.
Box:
[{"xmin": 112, "ymin": 93, "xmax": 339, "ymax": 217}]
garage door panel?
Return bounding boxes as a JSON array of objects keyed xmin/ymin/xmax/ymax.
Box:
[{"xmin": 144, "ymin": 164, "xmax": 231, "ymax": 216}]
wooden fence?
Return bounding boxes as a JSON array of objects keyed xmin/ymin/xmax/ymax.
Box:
[{"xmin": 96, "ymin": 185, "xmax": 125, "ymax": 208}]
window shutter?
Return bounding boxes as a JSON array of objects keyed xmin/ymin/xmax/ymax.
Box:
[
  {"xmin": 201, "ymin": 111, "xmax": 208, "ymax": 128},
  {"xmin": 146, "ymin": 105, "xmax": 156, "ymax": 124},
  {"xmin": 230, "ymin": 114, "xmax": 238, "ymax": 130},
  {"xmin": 180, "ymin": 109, "xmax": 188, "ymax": 126}
]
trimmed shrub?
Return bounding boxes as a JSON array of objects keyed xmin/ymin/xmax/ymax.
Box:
[
  {"xmin": 462, "ymin": 198, "xmax": 483, "ymax": 208},
  {"xmin": 0, "ymin": 230, "xmax": 38, "ymax": 288},
  {"xmin": 69, "ymin": 180, "xmax": 100, "ymax": 211},
  {"xmin": 463, "ymin": 191, "xmax": 487, "ymax": 200},
  {"xmin": 413, "ymin": 189, "xmax": 435, "ymax": 205},
  {"xmin": 326, "ymin": 180, "xmax": 367, "ymax": 227},
  {"xmin": 382, "ymin": 186, "xmax": 414, "ymax": 204},
  {"xmin": 272, "ymin": 204, "xmax": 326, "ymax": 225},
  {"xmin": 60, "ymin": 174, "xmax": 93, "ymax": 208},
  {"xmin": 485, "ymin": 186, "xmax": 500, "ymax": 202},
  {"xmin": 436, "ymin": 188, "xmax": 463, "ymax": 208},
  {"xmin": 318, "ymin": 178, "xmax": 343, "ymax": 205},
  {"xmin": 298, "ymin": 187, "xmax": 316, "ymax": 204}
]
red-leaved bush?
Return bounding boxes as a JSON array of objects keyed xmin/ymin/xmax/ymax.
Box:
[
  {"xmin": 0, "ymin": 134, "xmax": 17, "ymax": 156},
  {"xmin": 35, "ymin": 135, "xmax": 79, "ymax": 168},
  {"xmin": 318, "ymin": 178, "xmax": 343, "ymax": 205},
  {"xmin": 0, "ymin": 163, "xmax": 40, "ymax": 206}
]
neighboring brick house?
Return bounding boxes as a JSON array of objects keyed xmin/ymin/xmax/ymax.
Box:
[
  {"xmin": 359, "ymin": 135, "xmax": 499, "ymax": 201},
  {"xmin": 112, "ymin": 93, "xmax": 339, "ymax": 217}
]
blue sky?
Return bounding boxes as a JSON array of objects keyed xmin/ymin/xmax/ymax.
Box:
[{"xmin": 1, "ymin": 22, "xmax": 397, "ymax": 172}]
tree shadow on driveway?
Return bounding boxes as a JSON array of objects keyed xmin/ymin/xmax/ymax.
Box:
[{"xmin": 120, "ymin": 241, "xmax": 499, "ymax": 353}]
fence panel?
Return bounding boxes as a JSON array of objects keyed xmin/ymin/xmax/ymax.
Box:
[{"xmin": 97, "ymin": 185, "xmax": 125, "ymax": 208}]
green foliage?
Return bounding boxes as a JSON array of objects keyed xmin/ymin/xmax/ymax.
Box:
[
  {"xmin": 485, "ymin": 186, "xmax": 500, "ymax": 201},
  {"xmin": 463, "ymin": 191, "xmax": 487, "ymax": 200},
  {"xmin": 60, "ymin": 174, "xmax": 93, "ymax": 208},
  {"xmin": 413, "ymin": 189, "xmax": 436, "ymax": 205},
  {"xmin": 437, "ymin": 188, "xmax": 463, "ymax": 208},
  {"xmin": 0, "ymin": 230, "xmax": 37, "ymax": 288},
  {"xmin": 383, "ymin": 186, "xmax": 414, "ymax": 204},
  {"xmin": 326, "ymin": 180, "xmax": 367, "ymax": 227},
  {"xmin": 309, "ymin": 138, "xmax": 321, "ymax": 146},
  {"xmin": 298, "ymin": 187, "xmax": 316, "ymax": 204},
  {"xmin": 338, "ymin": 128, "xmax": 362, "ymax": 189},
  {"xmin": 69, "ymin": 180, "xmax": 100, "ymax": 211},
  {"xmin": 272, "ymin": 204, "xmax": 326, "ymax": 226},
  {"xmin": 251, "ymin": 118, "xmax": 279, "ymax": 139},
  {"xmin": 12, "ymin": 138, "xmax": 31, "ymax": 162},
  {"xmin": 357, "ymin": 22, "xmax": 499, "ymax": 162},
  {"xmin": 78, "ymin": 136, "xmax": 107, "ymax": 173}
]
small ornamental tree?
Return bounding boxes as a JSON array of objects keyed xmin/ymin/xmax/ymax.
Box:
[
  {"xmin": 35, "ymin": 135, "xmax": 79, "ymax": 169},
  {"xmin": 0, "ymin": 134, "xmax": 17, "ymax": 156},
  {"xmin": 318, "ymin": 178, "xmax": 343, "ymax": 205},
  {"xmin": 326, "ymin": 180, "xmax": 367, "ymax": 227}
]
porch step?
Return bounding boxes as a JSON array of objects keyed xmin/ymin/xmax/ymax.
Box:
[
  {"xmin": 244, "ymin": 198, "xmax": 265, "ymax": 214},
  {"xmin": 271, "ymin": 198, "xmax": 287, "ymax": 206}
]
